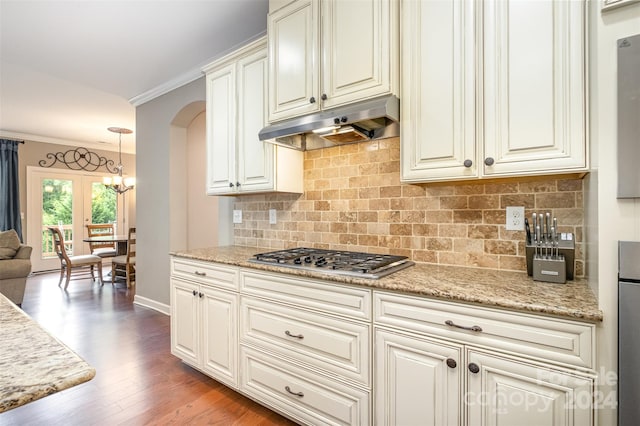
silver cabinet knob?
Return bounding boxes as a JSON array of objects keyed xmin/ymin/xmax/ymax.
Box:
[
  {"xmin": 309, "ymin": 97, "xmax": 316, "ymax": 104},
  {"xmin": 463, "ymin": 159, "xmax": 473, "ymax": 168},
  {"xmin": 484, "ymin": 157, "xmax": 495, "ymax": 166},
  {"xmin": 321, "ymin": 93, "xmax": 327, "ymax": 101}
]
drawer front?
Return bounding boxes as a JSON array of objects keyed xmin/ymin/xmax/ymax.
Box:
[
  {"xmin": 241, "ymin": 296, "xmax": 370, "ymax": 386},
  {"xmin": 240, "ymin": 345, "xmax": 370, "ymax": 426},
  {"xmin": 374, "ymin": 291, "xmax": 595, "ymax": 370},
  {"xmin": 240, "ymin": 270, "xmax": 371, "ymax": 320},
  {"xmin": 171, "ymin": 257, "xmax": 239, "ymax": 291}
]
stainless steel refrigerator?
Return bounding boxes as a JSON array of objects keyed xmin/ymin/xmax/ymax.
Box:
[{"xmin": 618, "ymin": 241, "xmax": 640, "ymax": 426}]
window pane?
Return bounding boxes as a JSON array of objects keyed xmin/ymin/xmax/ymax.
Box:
[
  {"xmin": 42, "ymin": 179, "xmax": 73, "ymax": 256},
  {"xmin": 91, "ymin": 182, "xmax": 117, "ymax": 224}
]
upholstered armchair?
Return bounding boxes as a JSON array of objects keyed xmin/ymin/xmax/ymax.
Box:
[{"xmin": 0, "ymin": 230, "xmax": 32, "ymax": 307}]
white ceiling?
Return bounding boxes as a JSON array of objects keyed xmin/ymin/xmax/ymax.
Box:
[{"xmin": 0, "ymin": 0, "xmax": 268, "ymax": 153}]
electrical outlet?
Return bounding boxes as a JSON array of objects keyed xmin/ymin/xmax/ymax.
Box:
[
  {"xmin": 233, "ymin": 210, "xmax": 242, "ymax": 224},
  {"xmin": 269, "ymin": 209, "xmax": 277, "ymax": 225},
  {"xmin": 506, "ymin": 206, "xmax": 525, "ymax": 230}
]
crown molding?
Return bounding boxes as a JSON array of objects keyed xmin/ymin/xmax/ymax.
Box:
[
  {"xmin": 0, "ymin": 130, "xmax": 136, "ymax": 154},
  {"xmin": 128, "ymin": 30, "xmax": 267, "ymax": 107}
]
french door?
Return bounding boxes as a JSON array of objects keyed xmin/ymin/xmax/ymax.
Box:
[{"xmin": 26, "ymin": 167, "xmax": 123, "ymax": 272}]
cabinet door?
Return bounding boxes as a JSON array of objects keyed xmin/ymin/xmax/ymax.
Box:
[
  {"xmin": 321, "ymin": 0, "xmax": 398, "ymax": 109},
  {"xmin": 170, "ymin": 278, "xmax": 200, "ymax": 366},
  {"xmin": 201, "ymin": 286, "xmax": 238, "ymax": 388},
  {"xmin": 400, "ymin": 0, "xmax": 477, "ymax": 183},
  {"xmin": 206, "ymin": 63, "xmax": 236, "ymax": 195},
  {"xmin": 466, "ymin": 350, "xmax": 593, "ymax": 426},
  {"xmin": 482, "ymin": 0, "xmax": 586, "ymax": 176},
  {"xmin": 237, "ymin": 48, "xmax": 274, "ymax": 193},
  {"xmin": 268, "ymin": 0, "xmax": 320, "ymax": 122},
  {"xmin": 375, "ymin": 328, "xmax": 462, "ymax": 426}
]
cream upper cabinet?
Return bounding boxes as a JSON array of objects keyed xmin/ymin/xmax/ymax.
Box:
[
  {"xmin": 400, "ymin": 0, "xmax": 478, "ymax": 182},
  {"xmin": 204, "ymin": 37, "xmax": 303, "ymax": 195},
  {"xmin": 267, "ymin": 0, "xmax": 398, "ymax": 122},
  {"xmin": 268, "ymin": 0, "xmax": 320, "ymax": 121},
  {"xmin": 401, "ymin": 0, "xmax": 587, "ymax": 183},
  {"xmin": 205, "ymin": 63, "xmax": 236, "ymax": 193}
]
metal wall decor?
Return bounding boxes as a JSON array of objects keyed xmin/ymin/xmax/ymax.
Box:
[{"xmin": 39, "ymin": 147, "xmax": 118, "ymax": 173}]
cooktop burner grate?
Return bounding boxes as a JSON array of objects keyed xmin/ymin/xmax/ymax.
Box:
[{"xmin": 250, "ymin": 248, "xmax": 414, "ymax": 279}]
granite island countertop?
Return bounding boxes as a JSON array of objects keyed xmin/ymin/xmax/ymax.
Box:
[
  {"xmin": 0, "ymin": 294, "xmax": 96, "ymax": 413},
  {"xmin": 171, "ymin": 246, "xmax": 603, "ymax": 322}
]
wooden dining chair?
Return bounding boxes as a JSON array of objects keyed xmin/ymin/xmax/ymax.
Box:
[
  {"xmin": 112, "ymin": 227, "xmax": 136, "ymax": 288},
  {"xmin": 48, "ymin": 227, "xmax": 103, "ymax": 288},
  {"xmin": 86, "ymin": 223, "xmax": 117, "ymax": 258}
]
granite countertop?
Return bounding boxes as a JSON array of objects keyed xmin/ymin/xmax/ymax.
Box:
[
  {"xmin": 0, "ymin": 294, "xmax": 96, "ymax": 413},
  {"xmin": 171, "ymin": 246, "xmax": 603, "ymax": 323}
]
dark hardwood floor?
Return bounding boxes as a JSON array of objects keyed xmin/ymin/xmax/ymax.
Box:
[{"xmin": 1, "ymin": 273, "xmax": 297, "ymax": 425}]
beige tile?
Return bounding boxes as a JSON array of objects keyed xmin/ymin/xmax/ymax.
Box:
[
  {"xmin": 485, "ymin": 240, "xmax": 517, "ymax": 255},
  {"xmin": 440, "ymin": 196, "xmax": 469, "ymax": 210},
  {"xmin": 468, "ymin": 225, "xmax": 499, "ymax": 239},
  {"xmin": 500, "ymin": 193, "xmax": 535, "ymax": 209},
  {"xmin": 453, "ymin": 210, "xmax": 483, "ymax": 223},
  {"xmin": 232, "ymin": 137, "xmax": 584, "ymax": 276},
  {"xmin": 381, "ymin": 185, "xmax": 402, "ymax": 198},
  {"xmin": 536, "ymin": 193, "xmax": 576, "ymax": 209}
]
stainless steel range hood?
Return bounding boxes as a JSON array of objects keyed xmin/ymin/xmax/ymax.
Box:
[{"xmin": 259, "ymin": 95, "xmax": 400, "ymax": 151}]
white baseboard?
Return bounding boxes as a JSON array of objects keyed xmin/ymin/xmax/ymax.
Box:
[{"xmin": 133, "ymin": 295, "xmax": 170, "ymax": 316}]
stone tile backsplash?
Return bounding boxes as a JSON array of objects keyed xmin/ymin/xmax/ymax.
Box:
[{"xmin": 233, "ymin": 138, "xmax": 584, "ymax": 276}]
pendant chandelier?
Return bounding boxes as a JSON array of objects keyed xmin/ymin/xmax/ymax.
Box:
[{"xmin": 103, "ymin": 127, "xmax": 135, "ymax": 194}]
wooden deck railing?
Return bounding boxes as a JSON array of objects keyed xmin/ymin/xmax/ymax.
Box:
[{"xmin": 41, "ymin": 225, "xmax": 73, "ymax": 257}]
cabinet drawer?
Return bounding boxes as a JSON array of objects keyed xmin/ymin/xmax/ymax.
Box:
[
  {"xmin": 240, "ymin": 270, "xmax": 371, "ymax": 320},
  {"xmin": 374, "ymin": 291, "xmax": 595, "ymax": 370},
  {"xmin": 171, "ymin": 258, "xmax": 238, "ymax": 291},
  {"xmin": 240, "ymin": 345, "xmax": 370, "ymax": 426},
  {"xmin": 241, "ymin": 296, "xmax": 370, "ymax": 386}
]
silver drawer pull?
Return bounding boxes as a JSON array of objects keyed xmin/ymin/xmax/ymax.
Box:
[
  {"xmin": 445, "ymin": 320, "xmax": 482, "ymax": 332},
  {"xmin": 285, "ymin": 386, "xmax": 304, "ymax": 397},
  {"xmin": 194, "ymin": 271, "xmax": 206, "ymax": 276},
  {"xmin": 285, "ymin": 330, "xmax": 304, "ymax": 339}
]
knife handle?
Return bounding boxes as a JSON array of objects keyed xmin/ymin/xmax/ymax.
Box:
[{"xmin": 524, "ymin": 218, "xmax": 531, "ymax": 245}]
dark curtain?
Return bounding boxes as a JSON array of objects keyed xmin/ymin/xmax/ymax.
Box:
[{"xmin": 0, "ymin": 139, "xmax": 23, "ymax": 241}]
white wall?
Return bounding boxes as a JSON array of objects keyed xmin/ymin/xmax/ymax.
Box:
[
  {"xmin": 134, "ymin": 79, "xmax": 206, "ymax": 311},
  {"xmin": 186, "ymin": 112, "xmax": 219, "ymax": 249},
  {"xmin": 588, "ymin": 2, "xmax": 640, "ymax": 425}
]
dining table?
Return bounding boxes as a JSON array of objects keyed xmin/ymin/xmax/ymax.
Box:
[{"xmin": 82, "ymin": 234, "xmax": 129, "ymax": 256}]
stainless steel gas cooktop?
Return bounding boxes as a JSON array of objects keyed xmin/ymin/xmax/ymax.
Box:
[{"xmin": 249, "ymin": 247, "xmax": 415, "ymax": 279}]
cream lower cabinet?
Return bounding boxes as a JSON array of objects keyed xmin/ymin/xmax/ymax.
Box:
[
  {"xmin": 239, "ymin": 270, "xmax": 371, "ymax": 425},
  {"xmin": 170, "ymin": 259, "xmax": 239, "ymax": 389},
  {"xmin": 170, "ymin": 259, "xmax": 597, "ymax": 426},
  {"xmin": 375, "ymin": 328, "xmax": 462, "ymax": 426},
  {"xmin": 466, "ymin": 350, "xmax": 593, "ymax": 426},
  {"xmin": 373, "ymin": 291, "xmax": 596, "ymax": 426}
]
